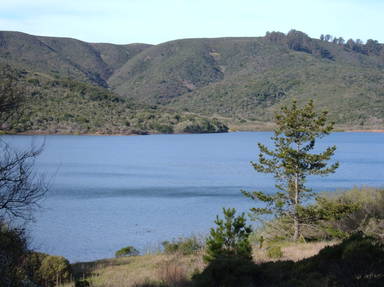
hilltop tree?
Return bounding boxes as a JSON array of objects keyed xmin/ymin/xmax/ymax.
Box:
[
  {"xmin": 365, "ymin": 39, "xmax": 382, "ymax": 55},
  {"xmin": 324, "ymin": 34, "xmax": 332, "ymax": 42},
  {"xmin": 286, "ymin": 30, "xmax": 312, "ymax": 53},
  {"xmin": 243, "ymin": 100, "xmax": 339, "ymax": 241},
  {"xmin": 336, "ymin": 37, "xmax": 345, "ymax": 45}
]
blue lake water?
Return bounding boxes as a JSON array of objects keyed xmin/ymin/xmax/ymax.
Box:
[{"xmin": 4, "ymin": 132, "xmax": 384, "ymax": 262}]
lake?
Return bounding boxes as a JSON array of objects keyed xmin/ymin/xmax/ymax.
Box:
[{"xmin": 4, "ymin": 132, "xmax": 384, "ymax": 262}]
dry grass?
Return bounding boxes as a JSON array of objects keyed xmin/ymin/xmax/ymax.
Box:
[
  {"xmin": 252, "ymin": 240, "xmax": 338, "ymax": 264},
  {"xmin": 61, "ymin": 241, "xmax": 337, "ymax": 287},
  {"xmin": 157, "ymin": 257, "xmax": 189, "ymax": 286},
  {"xmin": 65, "ymin": 251, "xmax": 205, "ymax": 287}
]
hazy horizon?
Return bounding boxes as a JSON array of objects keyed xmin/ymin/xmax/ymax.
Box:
[{"xmin": 1, "ymin": 0, "xmax": 383, "ymax": 45}]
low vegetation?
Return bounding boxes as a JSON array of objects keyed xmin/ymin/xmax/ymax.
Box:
[
  {"xmin": 162, "ymin": 237, "xmax": 203, "ymax": 256},
  {"xmin": 0, "ymin": 224, "xmax": 74, "ymax": 287},
  {"xmin": 0, "ymin": 64, "xmax": 228, "ymax": 135},
  {"xmin": 253, "ymin": 187, "xmax": 384, "ymax": 243},
  {"xmin": 60, "ymin": 240, "xmax": 335, "ymax": 287}
]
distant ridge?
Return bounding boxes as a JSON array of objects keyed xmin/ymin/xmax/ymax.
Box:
[{"xmin": 0, "ymin": 30, "xmax": 383, "ymax": 132}]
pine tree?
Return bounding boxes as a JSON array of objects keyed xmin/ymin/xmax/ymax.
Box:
[
  {"xmin": 243, "ymin": 100, "xmax": 339, "ymax": 241},
  {"xmin": 204, "ymin": 208, "xmax": 252, "ymax": 263}
]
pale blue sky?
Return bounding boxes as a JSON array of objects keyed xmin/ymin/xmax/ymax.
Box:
[{"xmin": 0, "ymin": 0, "xmax": 382, "ymax": 44}]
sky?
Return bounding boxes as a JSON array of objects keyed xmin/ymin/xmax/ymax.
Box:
[{"xmin": 0, "ymin": 0, "xmax": 383, "ymax": 45}]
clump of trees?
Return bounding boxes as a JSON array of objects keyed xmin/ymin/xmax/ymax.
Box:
[
  {"xmin": 265, "ymin": 30, "xmax": 334, "ymax": 59},
  {"xmin": 320, "ymin": 33, "xmax": 383, "ymax": 56},
  {"xmin": 265, "ymin": 30, "xmax": 384, "ymax": 60},
  {"xmin": 38, "ymin": 255, "xmax": 72, "ymax": 286},
  {"xmin": 192, "ymin": 100, "xmax": 384, "ymax": 286}
]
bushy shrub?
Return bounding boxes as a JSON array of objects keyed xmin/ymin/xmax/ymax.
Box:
[
  {"xmin": 300, "ymin": 187, "xmax": 384, "ymax": 240},
  {"xmin": 266, "ymin": 246, "xmax": 283, "ymax": 259},
  {"xmin": 192, "ymin": 231, "xmax": 384, "ymax": 286},
  {"xmin": 162, "ymin": 236, "xmax": 202, "ymax": 255},
  {"xmin": 257, "ymin": 232, "xmax": 384, "ymax": 286},
  {"xmin": 0, "ymin": 223, "xmax": 27, "ymax": 286},
  {"xmin": 115, "ymin": 246, "xmax": 140, "ymax": 257},
  {"xmin": 253, "ymin": 187, "xmax": 384, "ymax": 242},
  {"xmin": 312, "ymin": 232, "xmax": 384, "ymax": 286},
  {"xmin": 204, "ymin": 208, "xmax": 252, "ymax": 263},
  {"xmin": 22, "ymin": 251, "xmax": 49, "ymax": 285},
  {"xmin": 38, "ymin": 255, "xmax": 72, "ymax": 286}
]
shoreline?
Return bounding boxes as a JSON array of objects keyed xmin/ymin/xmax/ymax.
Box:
[
  {"xmin": 2, "ymin": 128, "xmax": 384, "ymax": 136},
  {"xmin": 341, "ymin": 129, "xmax": 384, "ymax": 133}
]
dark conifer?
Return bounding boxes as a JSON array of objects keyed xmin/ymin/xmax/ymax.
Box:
[{"xmin": 204, "ymin": 208, "xmax": 252, "ymax": 263}]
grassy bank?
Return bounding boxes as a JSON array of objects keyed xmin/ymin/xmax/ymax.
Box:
[{"xmin": 64, "ymin": 241, "xmax": 336, "ymax": 287}]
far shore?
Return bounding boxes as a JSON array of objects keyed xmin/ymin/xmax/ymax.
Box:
[
  {"xmin": 342, "ymin": 129, "xmax": 384, "ymax": 133},
  {"xmin": 2, "ymin": 127, "xmax": 384, "ymax": 136}
]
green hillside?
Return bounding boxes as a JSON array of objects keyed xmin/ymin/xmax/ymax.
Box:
[
  {"xmin": 0, "ymin": 30, "xmax": 383, "ymax": 132},
  {"xmin": 0, "ymin": 31, "xmax": 151, "ymax": 87},
  {"xmin": 172, "ymin": 59, "xmax": 384, "ymax": 126},
  {"xmin": 0, "ymin": 64, "xmax": 228, "ymax": 135},
  {"xmin": 108, "ymin": 32, "xmax": 384, "ymax": 127}
]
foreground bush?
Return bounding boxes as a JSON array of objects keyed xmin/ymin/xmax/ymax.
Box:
[
  {"xmin": 192, "ymin": 256, "xmax": 259, "ymax": 287},
  {"xmin": 38, "ymin": 255, "xmax": 72, "ymax": 286},
  {"xmin": 192, "ymin": 232, "xmax": 384, "ymax": 286},
  {"xmin": 0, "ymin": 224, "xmax": 27, "ymax": 286},
  {"xmin": 260, "ymin": 232, "xmax": 384, "ymax": 286},
  {"xmin": 22, "ymin": 251, "xmax": 49, "ymax": 285},
  {"xmin": 323, "ymin": 187, "xmax": 384, "ymax": 239},
  {"xmin": 204, "ymin": 208, "xmax": 252, "ymax": 263},
  {"xmin": 191, "ymin": 208, "xmax": 255, "ymax": 286},
  {"xmin": 252, "ymin": 187, "xmax": 384, "ymax": 242},
  {"xmin": 162, "ymin": 236, "xmax": 203, "ymax": 255},
  {"xmin": 0, "ymin": 223, "xmax": 74, "ymax": 287}
]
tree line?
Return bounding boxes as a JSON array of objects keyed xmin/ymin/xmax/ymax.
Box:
[
  {"xmin": 320, "ymin": 33, "xmax": 383, "ymax": 55},
  {"xmin": 265, "ymin": 30, "xmax": 383, "ymax": 59}
]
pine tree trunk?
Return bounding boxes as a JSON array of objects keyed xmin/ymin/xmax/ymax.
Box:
[
  {"xmin": 293, "ymin": 171, "xmax": 300, "ymax": 241},
  {"xmin": 293, "ymin": 214, "xmax": 300, "ymax": 241},
  {"xmin": 292, "ymin": 141, "xmax": 301, "ymax": 241}
]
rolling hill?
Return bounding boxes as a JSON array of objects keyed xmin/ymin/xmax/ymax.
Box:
[{"xmin": 0, "ymin": 30, "xmax": 383, "ymax": 133}]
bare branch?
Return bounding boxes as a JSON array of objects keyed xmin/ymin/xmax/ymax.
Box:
[{"xmin": 0, "ymin": 141, "xmax": 47, "ymax": 221}]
